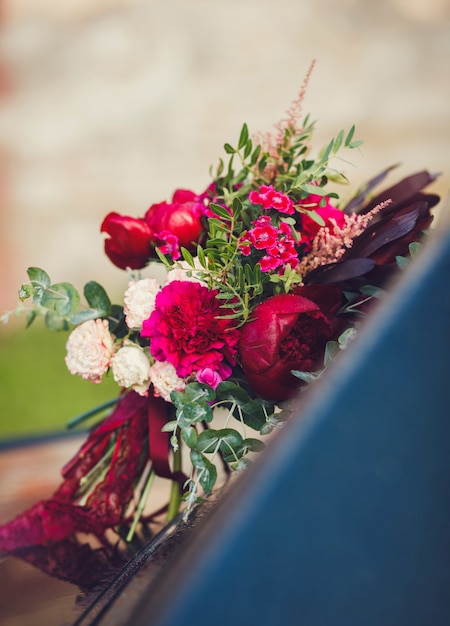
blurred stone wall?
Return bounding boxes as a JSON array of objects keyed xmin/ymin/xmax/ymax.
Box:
[{"xmin": 0, "ymin": 0, "xmax": 449, "ymax": 312}]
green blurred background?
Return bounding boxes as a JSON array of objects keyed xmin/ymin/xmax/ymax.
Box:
[{"xmin": 0, "ymin": 320, "xmax": 118, "ymax": 441}]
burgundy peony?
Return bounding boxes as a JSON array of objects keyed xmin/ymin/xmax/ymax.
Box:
[
  {"xmin": 142, "ymin": 280, "xmax": 240, "ymax": 377},
  {"xmin": 101, "ymin": 212, "xmax": 154, "ymax": 270},
  {"xmin": 239, "ymin": 286, "xmax": 342, "ymax": 401},
  {"xmin": 145, "ymin": 189, "xmax": 206, "ymax": 252}
]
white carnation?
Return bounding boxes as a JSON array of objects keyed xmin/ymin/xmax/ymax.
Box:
[
  {"xmin": 124, "ymin": 278, "xmax": 160, "ymax": 329},
  {"xmin": 150, "ymin": 360, "xmax": 186, "ymax": 402},
  {"xmin": 111, "ymin": 344, "xmax": 151, "ymax": 396},
  {"xmin": 65, "ymin": 319, "xmax": 115, "ymax": 384},
  {"xmin": 165, "ymin": 258, "xmax": 206, "ymax": 286}
]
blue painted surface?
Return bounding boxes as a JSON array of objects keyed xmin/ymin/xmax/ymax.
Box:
[{"xmin": 136, "ymin": 223, "xmax": 450, "ymax": 626}]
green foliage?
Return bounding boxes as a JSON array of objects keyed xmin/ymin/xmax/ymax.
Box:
[
  {"xmin": 17, "ymin": 267, "xmax": 113, "ymax": 330},
  {"xmin": 167, "ymin": 380, "xmax": 276, "ymax": 515},
  {"xmin": 188, "ymin": 116, "xmax": 363, "ymax": 325}
]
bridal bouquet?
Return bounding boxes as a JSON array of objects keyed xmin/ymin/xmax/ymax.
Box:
[{"xmin": 0, "ymin": 70, "xmax": 440, "ymax": 588}]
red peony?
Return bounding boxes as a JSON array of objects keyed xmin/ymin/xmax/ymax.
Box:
[
  {"xmin": 145, "ymin": 189, "xmax": 206, "ymax": 252},
  {"xmin": 101, "ymin": 212, "xmax": 154, "ymax": 270},
  {"xmin": 141, "ymin": 280, "xmax": 240, "ymax": 377},
  {"xmin": 239, "ymin": 286, "xmax": 342, "ymax": 401}
]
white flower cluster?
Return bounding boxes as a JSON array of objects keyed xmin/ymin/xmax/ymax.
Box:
[{"xmin": 65, "ymin": 276, "xmax": 188, "ymax": 400}]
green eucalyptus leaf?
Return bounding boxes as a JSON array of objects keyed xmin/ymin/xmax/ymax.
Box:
[
  {"xmin": 181, "ymin": 426, "xmax": 198, "ymax": 448},
  {"xmin": 69, "ymin": 310, "xmax": 102, "ymax": 325},
  {"xmin": 224, "ymin": 143, "xmax": 235, "ymax": 154},
  {"xmin": 41, "ymin": 283, "xmax": 80, "ymax": 317},
  {"xmin": 179, "ymin": 402, "xmax": 213, "ymax": 426},
  {"xmin": 190, "ymin": 449, "xmax": 217, "ymax": 494},
  {"xmin": 161, "ymin": 420, "xmax": 178, "ymax": 433},
  {"xmin": 84, "ymin": 281, "xmax": 111, "ymax": 315},
  {"xmin": 242, "ymin": 437, "xmax": 265, "ymax": 452},
  {"xmin": 216, "ymin": 382, "xmax": 267, "ymax": 430},
  {"xmin": 45, "ymin": 310, "xmax": 69, "ymax": 331},
  {"xmin": 27, "ymin": 267, "xmax": 51, "ymax": 289},
  {"xmin": 198, "ymin": 428, "xmax": 244, "ymax": 457},
  {"xmin": 197, "ymin": 429, "xmax": 220, "ymax": 453},
  {"xmin": 27, "ymin": 267, "xmax": 51, "ymax": 303},
  {"xmin": 216, "ymin": 381, "xmax": 251, "ymax": 405}
]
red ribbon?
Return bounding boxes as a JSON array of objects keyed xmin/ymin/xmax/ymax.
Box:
[{"xmin": 147, "ymin": 392, "xmax": 188, "ymax": 488}]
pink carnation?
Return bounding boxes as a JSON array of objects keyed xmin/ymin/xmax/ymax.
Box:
[{"xmin": 141, "ymin": 280, "xmax": 240, "ymax": 377}]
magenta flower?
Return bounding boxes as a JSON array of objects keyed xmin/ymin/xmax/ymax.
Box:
[
  {"xmin": 239, "ymin": 215, "xmax": 300, "ymax": 273},
  {"xmin": 154, "ymin": 230, "xmax": 181, "ymax": 260},
  {"xmin": 249, "ymin": 185, "xmax": 295, "ymax": 214},
  {"xmin": 141, "ymin": 281, "xmax": 240, "ymax": 377}
]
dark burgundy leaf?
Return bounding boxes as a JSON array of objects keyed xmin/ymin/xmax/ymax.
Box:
[
  {"xmin": 303, "ymin": 258, "xmax": 375, "ymax": 285},
  {"xmin": 358, "ymin": 170, "xmax": 438, "ymax": 215},
  {"xmin": 344, "ymin": 164, "xmax": 399, "ymax": 213}
]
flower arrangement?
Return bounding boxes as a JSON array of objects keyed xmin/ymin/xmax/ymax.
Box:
[{"xmin": 0, "ymin": 67, "xmax": 441, "ymax": 589}]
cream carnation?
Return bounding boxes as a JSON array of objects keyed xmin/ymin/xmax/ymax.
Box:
[
  {"xmin": 149, "ymin": 360, "xmax": 186, "ymax": 402},
  {"xmin": 65, "ymin": 319, "xmax": 115, "ymax": 384},
  {"xmin": 124, "ymin": 278, "xmax": 160, "ymax": 329},
  {"xmin": 111, "ymin": 344, "xmax": 151, "ymax": 396}
]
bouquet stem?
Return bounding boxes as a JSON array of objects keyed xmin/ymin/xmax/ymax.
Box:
[{"xmin": 167, "ymin": 439, "xmax": 183, "ymax": 521}]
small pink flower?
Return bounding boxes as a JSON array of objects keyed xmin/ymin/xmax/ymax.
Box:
[
  {"xmin": 238, "ymin": 215, "xmax": 300, "ymax": 273},
  {"xmin": 196, "ymin": 367, "xmax": 227, "ymax": 389},
  {"xmin": 249, "ymin": 185, "xmax": 295, "ymax": 215},
  {"xmin": 250, "ymin": 223, "xmax": 279, "ymax": 250},
  {"xmin": 155, "ymin": 230, "xmax": 181, "ymax": 260}
]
